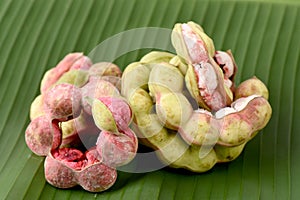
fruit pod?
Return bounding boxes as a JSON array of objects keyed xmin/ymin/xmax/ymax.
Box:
[
  {"xmin": 44, "ymin": 148, "xmax": 117, "ymax": 192},
  {"xmin": 77, "ymin": 149, "xmax": 118, "ymax": 192},
  {"xmin": 155, "ymin": 92, "xmax": 193, "ymax": 130},
  {"xmin": 131, "ymin": 111, "xmax": 218, "ymax": 172},
  {"xmin": 40, "ymin": 53, "xmax": 92, "ymax": 93},
  {"xmin": 235, "ymin": 76, "xmax": 269, "ymax": 100},
  {"xmin": 148, "ymin": 62, "xmax": 184, "ymax": 96},
  {"xmin": 26, "ymin": 52, "xmax": 139, "ymax": 192},
  {"xmin": 25, "ymin": 116, "xmax": 61, "ymax": 156},
  {"xmin": 44, "ymin": 154, "xmax": 77, "ymax": 189},
  {"xmin": 96, "ymin": 128, "xmax": 138, "ymax": 168},
  {"xmin": 30, "ymin": 95, "xmax": 45, "ymax": 120},
  {"xmin": 121, "ymin": 62, "xmax": 151, "ymax": 100},
  {"xmin": 91, "ymin": 96, "xmax": 132, "ymax": 133},
  {"xmin": 88, "ymin": 62, "xmax": 122, "ymax": 78},
  {"xmin": 60, "ymin": 113, "xmax": 100, "ymax": 149},
  {"xmin": 43, "ymin": 83, "xmax": 82, "ymax": 121},
  {"xmin": 172, "ymin": 21, "xmax": 233, "ymax": 111},
  {"xmin": 81, "ymin": 77, "xmax": 120, "ymax": 115},
  {"xmin": 215, "ymin": 95, "xmax": 272, "ymax": 146},
  {"xmin": 91, "ymin": 96, "xmax": 138, "ymax": 167},
  {"xmin": 178, "ymin": 109, "xmax": 217, "ymax": 146}
]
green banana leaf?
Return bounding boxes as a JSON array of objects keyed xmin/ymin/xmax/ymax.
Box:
[{"xmin": 1, "ymin": 0, "xmax": 299, "ymax": 199}]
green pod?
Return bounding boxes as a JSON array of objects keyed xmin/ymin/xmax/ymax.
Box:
[
  {"xmin": 128, "ymin": 88, "xmax": 153, "ymax": 116},
  {"xmin": 89, "ymin": 62, "xmax": 122, "ymax": 77},
  {"xmin": 235, "ymin": 76, "xmax": 269, "ymax": 100},
  {"xmin": 156, "ymin": 92, "xmax": 193, "ymax": 130},
  {"xmin": 137, "ymin": 119, "xmax": 218, "ymax": 172},
  {"xmin": 30, "ymin": 94, "xmax": 45, "ymax": 120},
  {"xmin": 56, "ymin": 69, "xmax": 89, "ymax": 87},
  {"xmin": 215, "ymin": 95, "xmax": 272, "ymax": 146},
  {"xmin": 178, "ymin": 110, "xmax": 217, "ymax": 146},
  {"xmin": 92, "ymin": 98, "xmax": 118, "ymax": 133},
  {"xmin": 214, "ymin": 143, "xmax": 246, "ymax": 163},
  {"xmin": 170, "ymin": 145, "xmax": 218, "ymax": 173},
  {"xmin": 148, "ymin": 62, "xmax": 184, "ymax": 96},
  {"xmin": 140, "ymin": 51, "xmax": 175, "ymax": 64},
  {"xmin": 169, "ymin": 55, "xmax": 188, "ymax": 75},
  {"xmin": 122, "ymin": 62, "xmax": 151, "ymax": 99}
]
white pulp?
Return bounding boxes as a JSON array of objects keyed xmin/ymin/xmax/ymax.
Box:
[
  {"xmin": 214, "ymin": 95, "xmax": 259, "ymax": 119},
  {"xmin": 215, "ymin": 51, "xmax": 234, "ymax": 78},
  {"xmin": 181, "ymin": 23, "xmax": 208, "ymax": 64}
]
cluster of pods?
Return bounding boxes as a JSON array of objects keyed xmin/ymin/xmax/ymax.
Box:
[
  {"xmin": 25, "ymin": 53, "xmax": 137, "ymax": 192},
  {"xmin": 25, "ymin": 21, "xmax": 273, "ymax": 192},
  {"xmin": 122, "ymin": 21, "xmax": 272, "ymax": 172}
]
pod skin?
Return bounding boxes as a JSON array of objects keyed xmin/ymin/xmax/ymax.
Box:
[
  {"xmin": 81, "ymin": 78, "xmax": 120, "ymax": 115},
  {"xmin": 235, "ymin": 76, "xmax": 269, "ymax": 100},
  {"xmin": 155, "ymin": 92, "xmax": 193, "ymax": 130},
  {"xmin": 43, "ymin": 83, "xmax": 82, "ymax": 121},
  {"xmin": 92, "ymin": 97, "xmax": 132, "ymax": 133},
  {"xmin": 148, "ymin": 62, "xmax": 184, "ymax": 96},
  {"xmin": 179, "ymin": 95, "xmax": 272, "ymax": 147},
  {"xmin": 30, "ymin": 95, "xmax": 45, "ymax": 120},
  {"xmin": 121, "ymin": 62, "xmax": 151, "ymax": 99},
  {"xmin": 88, "ymin": 62, "xmax": 122, "ymax": 78},
  {"xmin": 44, "ymin": 148, "xmax": 117, "ymax": 192},
  {"xmin": 25, "ymin": 116, "xmax": 61, "ymax": 156},
  {"xmin": 96, "ymin": 128, "xmax": 138, "ymax": 168},
  {"xmin": 140, "ymin": 51, "xmax": 175, "ymax": 64},
  {"xmin": 40, "ymin": 53, "xmax": 92, "ymax": 93}
]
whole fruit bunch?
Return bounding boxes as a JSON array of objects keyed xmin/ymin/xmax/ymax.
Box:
[
  {"xmin": 122, "ymin": 21, "xmax": 272, "ymax": 172},
  {"xmin": 25, "ymin": 53, "xmax": 138, "ymax": 192}
]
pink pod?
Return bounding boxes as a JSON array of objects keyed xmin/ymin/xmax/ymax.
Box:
[
  {"xmin": 77, "ymin": 149, "xmax": 117, "ymax": 192},
  {"xmin": 44, "ymin": 83, "xmax": 82, "ymax": 121},
  {"xmin": 81, "ymin": 78, "xmax": 120, "ymax": 115},
  {"xmin": 44, "ymin": 155, "xmax": 77, "ymax": 189},
  {"xmin": 98, "ymin": 96, "xmax": 132, "ymax": 131},
  {"xmin": 25, "ymin": 116, "xmax": 61, "ymax": 156},
  {"xmin": 70, "ymin": 56, "xmax": 92, "ymax": 70},
  {"xmin": 41, "ymin": 53, "xmax": 91, "ymax": 93},
  {"xmin": 178, "ymin": 109, "xmax": 215, "ymax": 146},
  {"xmin": 96, "ymin": 128, "xmax": 138, "ymax": 168},
  {"xmin": 44, "ymin": 148, "xmax": 117, "ymax": 192},
  {"xmin": 88, "ymin": 62, "xmax": 122, "ymax": 78}
]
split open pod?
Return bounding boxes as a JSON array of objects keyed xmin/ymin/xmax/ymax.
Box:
[{"xmin": 122, "ymin": 21, "xmax": 272, "ymax": 172}]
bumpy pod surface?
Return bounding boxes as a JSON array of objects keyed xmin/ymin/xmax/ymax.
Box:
[
  {"xmin": 92, "ymin": 96, "xmax": 132, "ymax": 132},
  {"xmin": 235, "ymin": 76, "xmax": 269, "ymax": 100},
  {"xmin": 122, "ymin": 21, "xmax": 272, "ymax": 172},
  {"xmin": 89, "ymin": 62, "xmax": 122, "ymax": 78},
  {"xmin": 91, "ymin": 96, "xmax": 138, "ymax": 168},
  {"xmin": 25, "ymin": 53, "xmax": 138, "ymax": 192},
  {"xmin": 44, "ymin": 83, "xmax": 82, "ymax": 121},
  {"xmin": 96, "ymin": 128, "xmax": 138, "ymax": 168},
  {"xmin": 44, "ymin": 148, "xmax": 117, "ymax": 192},
  {"xmin": 81, "ymin": 77, "xmax": 120, "ymax": 115},
  {"xmin": 40, "ymin": 53, "xmax": 92, "ymax": 93},
  {"xmin": 25, "ymin": 116, "xmax": 61, "ymax": 156}
]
